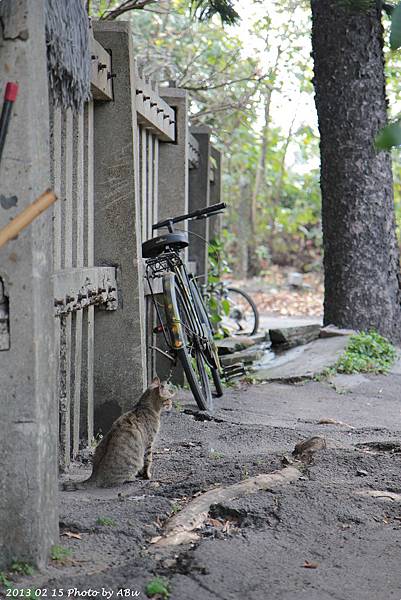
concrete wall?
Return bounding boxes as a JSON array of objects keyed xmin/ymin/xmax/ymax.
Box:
[
  {"xmin": 0, "ymin": 0, "xmax": 58, "ymax": 568},
  {"xmin": 208, "ymin": 147, "xmax": 223, "ymax": 242}
]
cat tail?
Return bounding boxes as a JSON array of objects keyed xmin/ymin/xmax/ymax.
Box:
[{"xmin": 61, "ymin": 477, "xmax": 95, "ymax": 491}]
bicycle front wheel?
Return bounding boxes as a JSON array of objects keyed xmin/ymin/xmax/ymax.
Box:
[{"xmin": 163, "ymin": 273, "xmax": 213, "ymax": 411}]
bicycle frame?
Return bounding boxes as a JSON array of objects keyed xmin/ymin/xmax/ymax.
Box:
[{"xmin": 145, "ymin": 251, "xmax": 208, "ymax": 357}]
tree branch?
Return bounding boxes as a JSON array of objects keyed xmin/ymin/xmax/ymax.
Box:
[
  {"xmin": 100, "ymin": 0, "xmax": 159, "ymax": 20},
  {"xmin": 183, "ymin": 74, "xmax": 269, "ymax": 92}
]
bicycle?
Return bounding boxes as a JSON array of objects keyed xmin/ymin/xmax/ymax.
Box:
[
  {"xmin": 142, "ymin": 202, "xmax": 227, "ymax": 411},
  {"xmin": 207, "ymin": 281, "xmax": 260, "ymax": 336}
]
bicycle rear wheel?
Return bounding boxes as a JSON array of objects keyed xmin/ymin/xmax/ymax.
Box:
[{"xmin": 163, "ymin": 274, "xmax": 213, "ymax": 411}]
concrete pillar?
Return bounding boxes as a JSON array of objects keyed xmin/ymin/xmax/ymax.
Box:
[
  {"xmin": 155, "ymin": 88, "xmax": 190, "ymax": 383},
  {"xmin": 92, "ymin": 22, "xmax": 147, "ymax": 433},
  {"xmin": 188, "ymin": 126, "xmax": 211, "ymax": 286},
  {"xmin": 208, "ymin": 147, "xmax": 223, "ymax": 243},
  {"xmin": 158, "ymin": 88, "xmax": 190, "ymax": 231},
  {"xmin": 0, "ymin": 0, "xmax": 58, "ymax": 568}
]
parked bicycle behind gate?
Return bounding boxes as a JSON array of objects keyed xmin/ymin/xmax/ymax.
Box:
[
  {"xmin": 206, "ymin": 281, "xmax": 260, "ymax": 337},
  {"xmin": 142, "ymin": 202, "xmax": 227, "ymax": 412}
]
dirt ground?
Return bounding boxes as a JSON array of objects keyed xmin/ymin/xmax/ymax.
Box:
[
  {"xmin": 5, "ymin": 369, "xmax": 401, "ymax": 600},
  {"xmin": 229, "ymin": 267, "xmax": 324, "ymax": 317}
]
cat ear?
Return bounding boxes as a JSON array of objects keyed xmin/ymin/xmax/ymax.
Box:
[{"xmin": 150, "ymin": 376, "xmax": 161, "ymax": 389}]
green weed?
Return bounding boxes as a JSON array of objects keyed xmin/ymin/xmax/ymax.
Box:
[
  {"xmin": 170, "ymin": 503, "xmax": 181, "ymax": 515},
  {"xmin": 173, "ymin": 400, "xmax": 184, "ymax": 412},
  {"xmin": 145, "ymin": 577, "xmax": 170, "ymax": 599},
  {"xmin": 50, "ymin": 545, "xmax": 72, "ymax": 561},
  {"xmin": 334, "ymin": 331, "xmax": 397, "ymax": 374},
  {"xmin": 0, "ymin": 571, "xmax": 12, "ymax": 589},
  {"xmin": 96, "ymin": 517, "xmax": 116, "ymax": 527},
  {"xmin": 10, "ymin": 562, "xmax": 34, "ymax": 576},
  {"xmin": 209, "ymin": 450, "xmax": 224, "ymax": 460}
]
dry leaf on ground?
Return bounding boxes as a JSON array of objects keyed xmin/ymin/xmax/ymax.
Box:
[
  {"xmin": 61, "ymin": 531, "xmax": 82, "ymax": 540},
  {"xmin": 303, "ymin": 561, "xmax": 319, "ymax": 569}
]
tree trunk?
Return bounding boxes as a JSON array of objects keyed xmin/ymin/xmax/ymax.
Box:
[
  {"xmin": 237, "ymin": 179, "xmax": 252, "ymax": 278},
  {"xmin": 311, "ymin": 0, "xmax": 401, "ymax": 341}
]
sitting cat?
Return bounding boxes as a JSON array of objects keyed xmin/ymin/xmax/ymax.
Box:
[{"xmin": 63, "ymin": 377, "xmax": 173, "ymax": 490}]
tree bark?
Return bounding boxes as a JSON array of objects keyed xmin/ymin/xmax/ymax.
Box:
[{"xmin": 311, "ymin": 0, "xmax": 401, "ymax": 341}]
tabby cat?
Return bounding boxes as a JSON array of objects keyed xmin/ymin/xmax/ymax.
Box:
[{"xmin": 63, "ymin": 377, "xmax": 173, "ymax": 490}]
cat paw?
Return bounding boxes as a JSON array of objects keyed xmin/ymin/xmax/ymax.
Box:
[{"xmin": 137, "ymin": 469, "xmax": 151, "ymax": 480}]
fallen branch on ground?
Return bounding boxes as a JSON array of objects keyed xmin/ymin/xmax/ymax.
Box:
[
  {"xmin": 356, "ymin": 490, "xmax": 401, "ymax": 502},
  {"xmin": 152, "ymin": 465, "xmax": 302, "ymax": 547}
]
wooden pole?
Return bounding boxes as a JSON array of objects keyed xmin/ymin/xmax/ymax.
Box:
[{"xmin": 0, "ymin": 189, "xmax": 57, "ymax": 249}]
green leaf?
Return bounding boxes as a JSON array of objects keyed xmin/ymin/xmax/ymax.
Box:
[
  {"xmin": 390, "ymin": 2, "xmax": 401, "ymax": 50},
  {"xmin": 375, "ymin": 121, "xmax": 401, "ymax": 150},
  {"xmin": 221, "ymin": 299, "xmax": 230, "ymax": 315}
]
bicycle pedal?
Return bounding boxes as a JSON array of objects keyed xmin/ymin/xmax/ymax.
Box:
[{"xmin": 223, "ymin": 362, "xmax": 246, "ymax": 380}]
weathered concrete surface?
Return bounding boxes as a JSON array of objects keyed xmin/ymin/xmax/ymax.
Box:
[
  {"xmin": 260, "ymin": 314, "xmax": 322, "ymax": 330},
  {"xmin": 216, "ymin": 332, "xmax": 268, "ymax": 354},
  {"xmin": 328, "ymin": 372, "xmax": 370, "ymax": 393},
  {"xmin": 0, "ymin": 0, "xmax": 58, "ymax": 568},
  {"xmin": 208, "ymin": 147, "xmax": 223, "ymax": 242},
  {"xmin": 188, "ymin": 126, "xmax": 211, "ymax": 285},
  {"xmin": 320, "ymin": 324, "xmax": 355, "ymax": 338},
  {"xmin": 158, "ymin": 88, "xmax": 189, "ymax": 227},
  {"xmin": 269, "ymin": 323, "xmax": 321, "ymax": 347},
  {"xmin": 220, "ymin": 346, "xmax": 265, "ymax": 367},
  {"xmin": 8, "ymin": 371, "xmax": 401, "ymax": 599},
  {"xmin": 252, "ymin": 336, "xmax": 349, "ymax": 381},
  {"xmin": 93, "ymin": 22, "xmax": 147, "ymax": 433}
]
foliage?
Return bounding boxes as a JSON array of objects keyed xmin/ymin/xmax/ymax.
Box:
[
  {"xmin": 335, "ymin": 331, "xmax": 397, "ymax": 374},
  {"xmin": 0, "ymin": 571, "xmax": 12, "ymax": 589},
  {"xmin": 96, "ymin": 516, "xmax": 117, "ymax": 526},
  {"xmin": 375, "ymin": 2, "xmax": 401, "ymax": 149},
  {"xmin": 206, "ymin": 239, "xmax": 231, "ymax": 337},
  {"xmin": 50, "ymin": 545, "xmax": 72, "ymax": 561},
  {"xmin": 90, "ymin": 0, "xmax": 239, "ymax": 23},
  {"xmin": 145, "ymin": 577, "xmax": 170, "ymax": 599},
  {"xmin": 390, "ymin": 1, "xmax": 401, "ymax": 50},
  {"xmin": 190, "ymin": 0, "xmax": 239, "ymax": 24},
  {"xmin": 10, "ymin": 562, "xmax": 34, "ymax": 576},
  {"xmin": 375, "ymin": 120, "xmax": 401, "ymax": 149},
  {"xmin": 124, "ymin": 0, "xmax": 321, "ymax": 274}
]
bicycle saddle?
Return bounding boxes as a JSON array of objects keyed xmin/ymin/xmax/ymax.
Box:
[{"xmin": 142, "ymin": 232, "xmax": 189, "ymax": 258}]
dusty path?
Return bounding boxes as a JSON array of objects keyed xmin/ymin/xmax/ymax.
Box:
[{"xmin": 6, "ymin": 370, "xmax": 401, "ymax": 600}]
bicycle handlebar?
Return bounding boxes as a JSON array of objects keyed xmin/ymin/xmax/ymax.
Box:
[{"xmin": 152, "ymin": 202, "xmax": 227, "ymax": 231}]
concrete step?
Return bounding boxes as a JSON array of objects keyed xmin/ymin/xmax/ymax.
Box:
[
  {"xmin": 269, "ymin": 324, "xmax": 321, "ymax": 348},
  {"xmin": 216, "ymin": 332, "xmax": 269, "ymax": 355},
  {"xmin": 220, "ymin": 346, "xmax": 267, "ymax": 367},
  {"xmin": 251, "ymin": 336, "xmax": 349, "ymax": 382}
]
